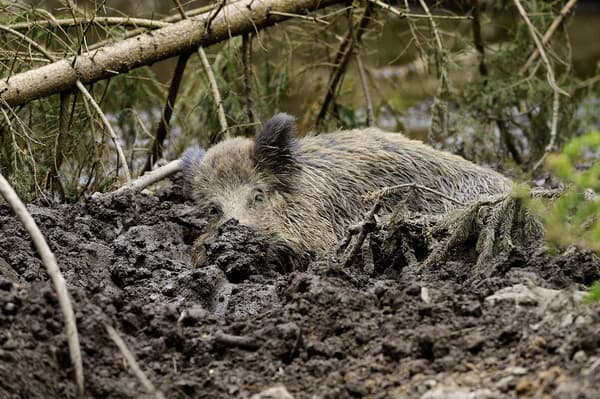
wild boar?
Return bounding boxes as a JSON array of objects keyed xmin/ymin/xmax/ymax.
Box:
[{"xmin": 183, "ymin": 113, "xmax": 511, "ymax": 271}]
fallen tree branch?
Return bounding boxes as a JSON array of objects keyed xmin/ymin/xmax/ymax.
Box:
[
  {"xmin": 9, "ymin": 16, "xmax": 171, "ymax": 31},
  {"xmin": 109, "ymin": 159, "xmax": 183, "ymax": 196},
  {"xmin": 0, "ymin": 172, "xmax": 84, "ymax": 396},
  {"xmin": 0, "ymin": 23, "xmax": 131, "ymax": 183},
  {"xmin": 106, "ymin": 325, "xmax": 166, "ymax": 399},
  {"xmin": 0, "ymin": 0, "xmax": 344, "ymax": 107}
]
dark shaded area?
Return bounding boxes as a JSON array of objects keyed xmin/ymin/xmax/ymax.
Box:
[{"xmin": 0, "ymin": 174, "xmax": 599, "ymax": 398}]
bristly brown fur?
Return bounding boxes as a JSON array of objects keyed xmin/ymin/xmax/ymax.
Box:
[{"xmin": 185, "ymin": 113, "xmax": 512, "ymax": 269}]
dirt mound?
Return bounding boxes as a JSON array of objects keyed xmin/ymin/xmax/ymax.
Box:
[{"xmin": 0, "ymin": 175, "xmax": 599, "ymax": 398}]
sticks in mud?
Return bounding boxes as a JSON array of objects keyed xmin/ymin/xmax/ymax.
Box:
[
  {"xmin": 339, "ymin": 183, "xmax": 464, "ymax": 268},
  {"xmin": 0, "ymin": 173, "xmax": 84, "ymax": 396},
  {"xmin": 107, "ymin": 159, "xmax": 184, "ymax": 197},
  {"xmin": 105, "ymin": 325, "xmax": 166, "ymax": 399}
]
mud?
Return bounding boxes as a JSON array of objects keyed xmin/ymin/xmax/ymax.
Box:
[{"xmin": 0, "ymin": 174, "xmax": 599, "ymax": 398}]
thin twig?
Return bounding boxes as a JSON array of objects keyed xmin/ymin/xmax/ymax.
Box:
[
  {"xmin": 0, "ymin": 173, "xmax": 84, "ymax": 396},
  {"xmin": 513, "ymin": 0, "xmax": 568, "ymax": 171},
  {"xmin": 532, "ymin": 89, "xmax": 560, "ymax": 170},
  {"xmin": 367, "ymin": 0, "xmax": 471, "ymax": 20},
  {"xmin": 197, "ymin": 47, "xmax": 230, "ymax": 139},
  {"xmin": 144, "ymin": 52, "xmax": 191, "ymax": 172},
  {"xmin": 109, "ymin": 159, "xmax": 183, "ymax": 196},
  {"xmin": 241, "ymin": 34, "xmax": 260, "ymax": 134},
  {"xmin": 470, "ymin": 0, "xmax": 487, "ymax": 76},
  {"xmin": 355, "ymin": 52, "xmax": 375, "ymax": 126},
  {"xmin": 172, "ymin": 0, "xmax": 187, "ymax": 18},
  {"xmin": 267, "ymin": 10, "xmax": 329, "ymax": 24},
  {"xmin": 105, "ymin": 325, "xmax": 166, "ymax": 399},
  {"xmin": 0, "ymin": 24, "xmax": 131, "ymax": 183},
  {"xmin": 315, "ymin": 3, "xmax": 373, "ymax": 129},
  {"xmin": 9, "ymin": 16, "xmax": 171, "ymax": 30},
  {"xmin": 204, "ymin": 0, "xmax": 226, "ymax": 33},
  {"xmin": 417, "ymin": 0, "xmax": 443, "ymax": 56},
  {"xmin": 0, "ymin": 24, "xmax": 56, "ymax": 63},
  {"xmin": 44, "ymin": 91, "xmax": 71, "ymax": 198},
  {"xmin": 76, "ymin": 81, "xmax": 131, "ymax": 182},
  {"xmin": 520, "ymin": 0, "xmax": 578, "ymax": 73},
  {"xmin": 86, "ymin": 3, "xmax": 218, "ymax": 51},
  {"xmin": 513, "ymin": 0, "xmax": 568, "ymax": 97},
  {"xmin": 341, "ymin": 199, "xmax": 382, "ymax": 268}
]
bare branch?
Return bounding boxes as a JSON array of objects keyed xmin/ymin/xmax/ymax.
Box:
[
  {"xmin": 356, "ymin": 52, "xmax": 375, "ymax": 126},
  {"xmin": 76, "ymin": 81, "xmax": 131, "ymax": 182},
  {"xmin": 470, "ymin": 0, "xmax": 487, "ymax": 76},
  {"xmin": 520, "ymin": 0, "xmax": 578, "ymax": 73},
  {"xmin": 316, "ymin": 3, "xmax": 373, "ymax": 128},
  {"xmin": 0, "ymin": 173, "xmax": 84, "ymax": 396},
  {"xmin": 144, "ymin": 52, "xmax": 191, "ymax": 172},
  {"xmin": 9, "ymin": 17, "xmax": 171, "ymax": 30},
  {"xmin": 512, "ymin": 0, "xmax": 568, "ymax": 170},
  {"xmin": 111, "ymin": 159, "xmax": 183, "ymax": 196},
  {"xmin": 242, "ymin": 34, "xmax": 260, "ymax": 135},
  {"xmin": 105, "ymin": 325, "xmax": 166, "ymax": 399},
  {"xmin": 197, "ymin": 46, "xmax": 230, "ymax": 139},
  {"xmin": 367, "ymin": 0, "xmax": 472, "ymax": 20},
  {"xmin": 533, "ymin": 89, "xmax": 560, "ymax": 171},
  {"xmin": 416, "ymin": 0, "xmax": 443, "ymax": 56},
  {"xmin": 267, "ymin": 10, "xmax": 329, "ymax": 24},
  {"xmin": 0, "ymin": 0, "xmax": 345, "ymax": 107},
  {"xmin": 339, "ymin": 198, "xmax": 382, "ymax": 268},
  {"xmin": 0, "ymin": 23, "xmax": 131, "ymax": 183}
]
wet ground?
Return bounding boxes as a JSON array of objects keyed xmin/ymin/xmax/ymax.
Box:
[{"xmin": 0, "ymin": 174, "xmax": 599, "ymax": 398}]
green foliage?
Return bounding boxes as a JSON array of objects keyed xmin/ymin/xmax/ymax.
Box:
[
  {"xmin": 583, "ymin": 281, "xmax": 600, "ymax": 303},
  {"xmin": 456, "ymin": 1, "xmax": 582, "ymax": 164},
  {"xmin": 175, "ymin": 36, "xmax": 291, "ymax": 146},
  {"xmin": 0, "ymin": 0, "xmax": 598, "ymax": 204},
  {"xmin": 532, "ymin": 131, "xmax": 600, "ymax": 252},
  {"xmin": 527, "ymin": 131, "xmax": 600, "ymax": 301}
]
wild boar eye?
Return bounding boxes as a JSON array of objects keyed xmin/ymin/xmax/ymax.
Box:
[
  {"xmin": 254, "ymin": 190, "xmax": 265, "ymax": 204},
  {"xmin": 206, "ymin": 204, "xmax": 221, "ymax": 217}
]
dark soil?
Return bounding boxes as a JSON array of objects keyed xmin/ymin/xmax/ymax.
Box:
[{"xmin": 0, "ymin": 174, "xmax": 599, "ymax": 399}]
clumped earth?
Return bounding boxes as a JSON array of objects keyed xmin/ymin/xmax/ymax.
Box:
[{"xmin": 0, "ymin": 174, "xmax": 599, "ymax": 399}]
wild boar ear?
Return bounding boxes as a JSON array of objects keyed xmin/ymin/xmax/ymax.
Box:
[
  {"xmin": 253, "ymin": 113, "xmax": 300, "ymax": 187},
  {"xmin": 181, "ymin": 147, "xmax": 206, "ymax": 183}
]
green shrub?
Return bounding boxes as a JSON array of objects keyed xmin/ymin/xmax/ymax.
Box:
[{"xmin": 529, "ymin": 131, "xmax": 600, "ymax": 301}]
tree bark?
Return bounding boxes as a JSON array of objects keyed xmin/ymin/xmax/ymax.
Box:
[{"xmin": 0, "ymin": 0, "xmax": 342, "ymax": 107}]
